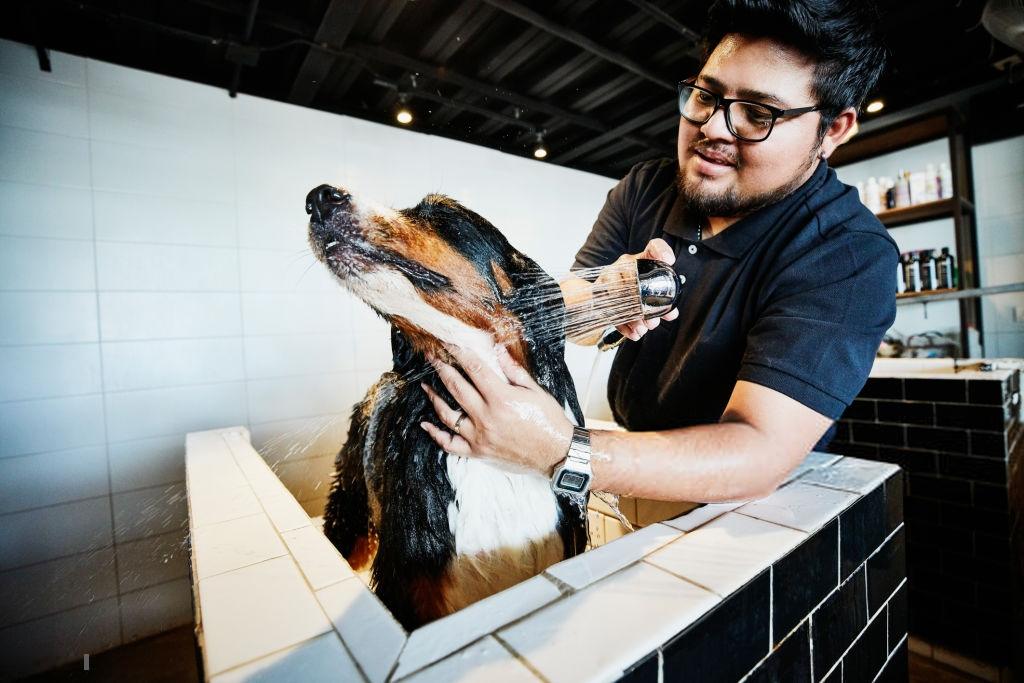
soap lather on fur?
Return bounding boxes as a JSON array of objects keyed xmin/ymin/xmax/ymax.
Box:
[{"xmin": 305, "ymin": 184, "xmax": 588, "ymax": 630}]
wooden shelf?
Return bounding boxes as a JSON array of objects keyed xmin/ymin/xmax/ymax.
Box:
[
  {"xmin": 896, "ymin": 282, "xmax": 1024, "ymax": 305},
  {"xmin": 874, "ymin": 198, "xmax": 962, "ymax": 228}
]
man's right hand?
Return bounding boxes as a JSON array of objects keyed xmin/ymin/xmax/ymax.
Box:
[{"xmin": 613, "ymin": 238, "xmax": 679, "ymax": 341}]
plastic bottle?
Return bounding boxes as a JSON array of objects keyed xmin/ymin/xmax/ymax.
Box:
[
  {"xmin": 937, "ymin": 247, "xmax": 957, "ymax": 288},
  {"xmin": 883, "ymin": 177, "xmax": 896, "ymax": 209},
  {"xmin": 865, "ymin": 177, "xmax": 881, "ymax": 213},
  {"xmin": 924, "ymin": 164, "xmax": 938, "ymax": 202},
  {"xmin": 918, "ymin": 249, "xmax": 936, "ymax": 290},
  {"xmin": 909, "ymin": 172, "xmax": 926, "ymax": 206},
  {"xmin": 939, "ymin": 163, "xmax": 953, "ymax": 199},
  {"xmin": 895, "ymin": 170, "xmax": 911, "ymax": 208},
  {"xmin": 900, "ymin": 252, "xmax": 919, "ymax": 293}
]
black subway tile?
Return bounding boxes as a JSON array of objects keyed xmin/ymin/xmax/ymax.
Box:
[
  {"xmin": 833, "ymin": 421, "xmax": 851, "ymax": 443},
  {"xmin": 969, "ymin": 430, "xmax": 1008, "ymax": 458},
  {"xmin": 840, "ymin": 486, "xmax": 886, "ymax": 579},
  {"xmin": 810, "ymin": 569, "xmax": 867, "ymax": 678},
  {"xmin": 887, "ymin": 582, "xmax": 907, "ymax": 652},
  {"xmin": 881, "ymin": 447, "xmax": 938, "ymax": 474},
  {"xmin": 874, "ymin": 640, "xmax": 908, "ymax": 683},
  {"xmin": 942, "ymin": 550, "xmax": 1010, "ymax": 586},
  {"xmin": 905, "ymin": 378, "xmax": 966, "ymax": 403},
  {"xmin": 905, "ymin": 540, "xmax": 941, "ymax": 568},
  {"xmin": 940, "ymin": 502, "xmax": 1009, "ymax": 536},
  {"xmin": 975, "ymin": 532, "xmax": 1011, "ymax": 562},
  {"xmin": 876, "ymin": 400, "xmax": 934, "ymax": 426},
  {"xmin": 935, "ymin": 403, "xmax": 1006, "ymax": 432},
  {"xmin": 618, "ymin": 651, "xmax": 658, "ymax": 683},
  {"xmin": 968, "ymin": 379, "xmax": 1006, "ymax": 405},
  {"xmin": 744, "ymin": 621, "xmax": 811, "ymax": 683},
  {"xmin": 843, "ymin": 399, "xmax": 876, "ymax": 421},
  {"xmin": 773, "ymin": 520, "xmax": 839, "ymax": 645},
  {"xmin": 883, "ymin": 472, "xmax": 903, "ymax": 534},
  {"xmin": 908, "ymin": 473, "xmax": 971, "ymax": 503},
  {"xmin": 905, "ymin": 522, "xmax": 972, "ymax": 554},
  {"xmin": 867, "ymin": 526, "xmax": 905, "ymax": 615},
  {"xmin": 830, "ymin": 441, "xmax": 879, "ymax": 460},
  {"xmin": 939, "ymin": 454, "xmax": 1007, "ymax": 484},
  {"xmin": 662, "ymin": 571, "xmax": 769, "ymax": 683},
  {"xmin": 819, "ymin": 662, "xmax": 841, "ymax": 683},
  {"xmin": 851, "ymin": 423, "xmax": 905, "ymax": 447},
  {"xmin": 906, "ymin": 426, "xmax": 968, "ymax": 454},
  {"xmin": 973, "ymin": 482, "xmax": 1008, "ymax": 511},
  {"xmin": 902, "ymin": 497, "xmax": 940, "ymax": 525},
  {"xmin": 859, "ymin": 377, "xmax": 903, "ymax": 400},
  {"xmin": 842, "ymin": 607, "xmax": 888, "ymax": 683}
]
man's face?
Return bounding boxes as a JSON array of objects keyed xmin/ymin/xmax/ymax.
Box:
[{"xmin": 677, "ymin": 34, "xmax": 825, "ymax": 218}]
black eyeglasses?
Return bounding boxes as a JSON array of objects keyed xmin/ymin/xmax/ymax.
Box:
[{"xmin": 677, "ymin": 80, "xmax": 820, "ymax": 142}]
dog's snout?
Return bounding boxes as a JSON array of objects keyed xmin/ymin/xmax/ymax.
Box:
[{"xmin": 305, "ymin": 184, "xmax": 350, "ymax": 223}]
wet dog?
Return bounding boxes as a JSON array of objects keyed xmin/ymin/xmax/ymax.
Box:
[{"xmin": 305, "ymin": 184, "xmax": 587, "ymax": 630}]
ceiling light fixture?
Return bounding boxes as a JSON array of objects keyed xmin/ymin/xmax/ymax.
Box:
[
  {"xmin": 866, "ymin": 99, "xmax": 885, "ymax": 114},
  {"xmin": 533, "ymin": 131, "xmax": 548, "ymax": 159},
  {"xmin": 396, "ymin": 92, "xmax": 413, "ymax": 125}
]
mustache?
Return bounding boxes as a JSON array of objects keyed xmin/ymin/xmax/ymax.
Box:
[{"xmin": 688, "ymin": 139, "xmax": 740, "ymax": 168}]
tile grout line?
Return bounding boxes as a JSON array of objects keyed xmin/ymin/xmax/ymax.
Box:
[{"xmin": 492, "ymin": 632, "xmax": 552, "ymax": 683}]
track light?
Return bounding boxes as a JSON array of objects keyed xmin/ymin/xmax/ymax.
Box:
[
  {"xmin": 396, "ymin": 92, "xmax": 413, "ymax": 125},
  {"xmin": 533, "ymin": 132, "xmax": 548, "ymax": 159},
  {"xmin": 866, "ymin": 99, "xmax": 885, "ymax": 114}
]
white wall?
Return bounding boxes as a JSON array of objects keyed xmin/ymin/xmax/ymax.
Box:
[
  {"xmin": 0, "ymin": 38, "xmax": 615, "ymax": 677},
  {"xmin": 972, "ymin": 135, "xmax": 1024, "ymax": 358}
]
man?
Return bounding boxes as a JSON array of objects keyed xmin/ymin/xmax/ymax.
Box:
[{"xmin": 420, "ymin": 0, "xmax": 897, "ymax": 503}]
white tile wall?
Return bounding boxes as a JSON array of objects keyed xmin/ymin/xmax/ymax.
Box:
[{"xmin": 0, "ymin": 36, "xmax": 617, "ymax": 676}]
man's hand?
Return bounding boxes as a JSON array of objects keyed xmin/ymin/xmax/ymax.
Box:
[
  {"xmin": 611, "ymin": 237, "xmax": 679, "ymax": 341},
  {"xmin": 419, "ymin": 343, "xmax": 575, "ymax": 474}
]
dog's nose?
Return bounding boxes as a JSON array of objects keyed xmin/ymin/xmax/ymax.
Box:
[{"xmin": 305, "ymin": 184, "xmax": 350, "ymax": 223}]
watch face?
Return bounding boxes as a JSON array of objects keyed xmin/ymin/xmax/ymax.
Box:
[{"xmin": 556, "ymin": 470, "xmax": 590, "ymax": 493}]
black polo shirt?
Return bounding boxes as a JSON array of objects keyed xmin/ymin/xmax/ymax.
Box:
[{"xmin": 573, "ymin": 157, "xmax": 898, "ymax": 449}]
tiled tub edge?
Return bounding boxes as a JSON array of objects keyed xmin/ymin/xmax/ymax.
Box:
[{"xmin": 185, "ymin": 427, "xmax": 907, "ymax": 682}]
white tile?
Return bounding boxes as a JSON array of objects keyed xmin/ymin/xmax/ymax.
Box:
[
  {"xmin": 0, "ymin": 292, "xmax": 98, "ymax": 344},
  {"xmin": 317, "ymin": 578, "xmax": 406, "ymax": 683},
  {"xmin": 281, "ymin": 525, "xmax": 355, "ymax": 590},
  {"xmin": 393, "ymin": 574, "xmax": 561, "ymax": 679},
  {"xmin": 499, "ymin": 562, "xmax": 718, "ymax": 683},
  {"xmin": 249, "ymin": 413, "xmax": 351, "ymax": 469},
  {"xmin": 188, "ymin": 484, "xmax": 262, "ymax": 532},
  {"xmin": 95, "ymin": 242, "xmax": 239, "ymax": 291},
  {"xmin": 0, "ymin": 394, "xmax": 106, "ymax": 458},
  {"xmin": 90, "ymin": 139, "xmax": 234, "ymax": 201},
  {"xmin": 799, "ymin": 457, "xmax": 900, "ymax": 494},
  {"xmin": 88, "ymin": 89, "xmax": 233, "ymax": 154},
  {"xmin": 241, "ymin": 291, "xmax": 351, "ymax": 336},
  {"xmin": 0, "ymin": 496, "xmax": 112, "ymax": 571},
  {"xmin": 243, "ymin": 334, "xmax": 355, "ymax": 379},
  {"xmin": 0, "ymin": 38, "xmax": 86, "ymax": 86},
  {"xmin": 275, "ymin": 455, "xmax": 335, "ymax": 502},
  {"xmin": 0, "ymin": 343, "xmax": 101, "ymax": 402},
  {"xmin": 247, "ymin": 373, "xmax": 356, "ymax": 424},
  {"xmin": 0, "ymin": 596, "xmax": 120, "ymax": 680},
  {"xmin": 116, "ymin": 527, "xmax": 189, "ymax": 593},
  {"xmin": 112, "ymin": 482, "xmax": 188, "ymax": 543},
  {"xmin": 0, "ymin": 125, "xmax": 91, "ymax": 188},
  {"xmin": 239, "ymin": 248, "xmax": 338, "ymax": 292},
  {"xmin": 102, "ymin": 338, "xmax": 245, "ymax": 392},
  {"xmin": 262, "ymin": 491, "xmax": 315, "ymax": 533},
  {"xmin": 635, "ymin": 499, "xmax": 701, "ymax": 526},
  {"xmin": 236, "ymin": 200, "xmax": 311, "ymax": 251},
  {"xmin": 645, "ymin": 513, "xmax": 806, "ymax": 597},
  {"xmin": 0, "ymin": 547, "xmax": 117, "ymax": 627},
  {"xmin": 0, "ymin": 72, "xmax": 88, "ymax": 137},
  {"xmin": 545, "ymin": 522, "xmax": 682, "ymax": 591},
  {"xmin": 93, "ymin": 190, "xmax": 237, "ymax": 247},
  {"xmin": 0, "ymin": 445, "xmax": 109, "ymax": 514},
  {"xmin": 87, "ymin": 58, "xmax": 229, "ymax": 111},
  {"xmin": 662, "ymin": 501, "xmax": 745, "ymax": 532},
  {"xmin": 120, "ymin": 577, "xmax": 193, "ymax": 641},
  {"xmin": 353, "ymin": 331, "xmax": 395, "ymax": 373},
  {"xmin": 104, "ymin": 381, "xmax": 248, "ymax": 443},
  {"xmin": 211, "ymin": 632, "xmax": 364, "ymax": 683},
  {"xmin": 0, "ymin": 181, "xmax": 93, "ymax": 240},
  {"xmin": 402, "ymin": 635, "xmax": 539, "ymax": 683},
  {"xmin": 782, "ymin": 450, "xmax": 843, "ymax": 485},
  {"xmin": 193, "ymin": 513, "xmax": 288, "ymax": 580},
  {"xmin": 98, "ymin": 292, "xmax": 243, "ymax": 340},
  {"xmin": 108, "ymin": 433, "xmax": 186, "ymax": 492},
  {"xmin": 738, "ymin": 482, "xmax": 859, "ymax": 532},
  {"xmin": 0, "ymin": 236, "xmax": 95, "ymax": 290},
  {"xmin": 199, "ymin": 555, "xmax": 333, "ymax": 676}
]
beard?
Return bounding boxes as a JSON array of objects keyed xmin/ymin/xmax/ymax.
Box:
[{"xmin": 677, "ymin": 139, "xmax": 821, "ymax": 218}]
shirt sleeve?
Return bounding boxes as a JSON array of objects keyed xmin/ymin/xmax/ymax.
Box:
[
  {"xmin": 737, "ymin": 228, "xmax": 899, "ymax": 420},
  {"xmin": 571, "ymin": 164, "xmax": 639, "ymax": 270}
]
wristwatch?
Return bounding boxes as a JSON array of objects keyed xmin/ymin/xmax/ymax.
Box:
[{"xmin": 550, "ymin": 426, "xmax": 593, "ymax": 498}]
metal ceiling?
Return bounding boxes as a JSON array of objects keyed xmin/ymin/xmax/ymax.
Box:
[{"xmin": 2, "ymin": 0, "xmax": 1020, "ymax": 179}]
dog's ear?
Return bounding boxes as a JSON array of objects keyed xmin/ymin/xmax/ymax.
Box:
[{"xmin": 390, "ymin": 327, "xmax": 417, "ymax": 372}]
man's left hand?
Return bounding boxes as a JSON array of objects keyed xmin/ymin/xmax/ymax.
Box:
[{"xmin": 420, "ymin": 343, "xmax": 574, "ymax": 474}]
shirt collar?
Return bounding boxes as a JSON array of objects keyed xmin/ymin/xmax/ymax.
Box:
[{"xmin": 663, "ymin": 159, "xmax": 829, "ymax": 259}]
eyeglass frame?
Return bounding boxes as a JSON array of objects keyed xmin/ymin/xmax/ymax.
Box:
[{"xmin": 676, "ymin": 79, "xmax": 820, "ymax": 142}]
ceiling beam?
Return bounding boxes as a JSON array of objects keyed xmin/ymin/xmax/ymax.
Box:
[
  {"xmin": 623, "ymin": 0, "xmax": 702, "ymax": 51},
  {"xmin": 478, "ymin": 0, "xmax": 675, "ymax": 90},
  {"xmin": 552, "ymin": 101, "xmax": 677, "ymax": 163},
  {"xmin": 288, "ymin": 0, "xmax": 366, "ymax": 105}
]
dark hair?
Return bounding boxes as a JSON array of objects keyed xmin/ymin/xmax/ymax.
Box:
[{"xmin": 702, "ymin": 0, "xmax": 887, "ymax": 137}]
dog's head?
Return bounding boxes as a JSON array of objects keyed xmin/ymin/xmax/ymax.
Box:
[{"xmin": 305, "ymin": 184, "xmax": 565, "ymax": 375}]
